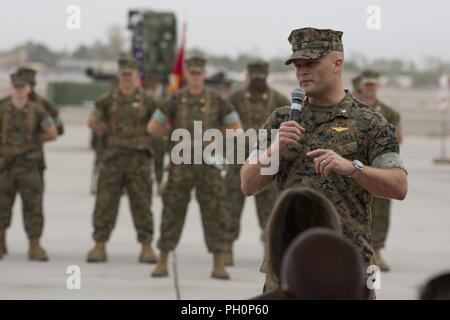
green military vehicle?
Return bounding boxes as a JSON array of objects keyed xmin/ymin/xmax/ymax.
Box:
[{"xmin": 47, "ymin": 9, "xmax": 178, "ymax": 105}]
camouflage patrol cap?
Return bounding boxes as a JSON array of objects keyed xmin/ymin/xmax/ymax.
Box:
[
  {"xmin": 351, "ymin": 75, "xmax": 362, "ymax": 91},
  {"xmin": 285, "ymin": 27, "xmax": 344, "ymax": 65},
  {"xmin": 185, "ymin": 56, "xmax": 207, "ymax": 72},
  {"xmin": 360, "ymin": 70, "xmax": 380, "ymax": 85},
  {"xmin": 247, "ymin": 60, "xmax": 269, "ymax": 78},
  {"xmin": 10, "ymin": 72, "xmax": 28, "ymax": 87},
  {"xmin": 118, "ymin": 54, "xmax": 139, "ymax": 73},
  {"xmin": 17, "ymin": 67, "xmax": 37, "ymax": 85}
]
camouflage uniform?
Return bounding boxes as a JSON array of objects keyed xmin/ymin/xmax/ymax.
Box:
[
  {"xmin": 0, "ymin": 98, "xmax": 54, "ymax": 240},
  {"xmin": 28, "ymin": 91, "xmax": 64, "ymax": 174},
  {"xmin": 258, "ymin": 92, "xmax": 406, "ymax": 268},
  {"xmin": 150, "ymin": 136, "xmax": 167, "ymax": 186},
  {"xmin": 225, "ymin": 63, "xmax": 290, "ymax": 242},
  {"xmin": 28, "ymin": 91, "xmax": 64, "ymax": 136},
  {"xmin": 3, "ymin": 68, "xmax": 64, "ymax": 228},
  {"xmin": 152, "ymin": 86, "xmax": 240, "ymax": 253},
  {"xmin": 90, "ymin": 87, "xmax": 157, "ymax": 243},
  {"xmin": 351, "ymin": 75, "xmax": 362, "ymax": 99},
  {"xmin": 258, "ymin": 28, "xmax": 407, "ymax": 270},
  {"xmin": 0, "ymin": 70, "xmax": 64, "ymax": 229},
  {"xmin": 369, "ymin": 99, "xmax": 401, "ymax": 249}
]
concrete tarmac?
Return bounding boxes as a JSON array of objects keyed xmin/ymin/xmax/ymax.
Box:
[{"xmin": 0, "ymin": 108, "xmax": 449, "ymax": 299}]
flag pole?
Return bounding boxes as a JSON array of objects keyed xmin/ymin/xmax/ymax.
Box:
[{"xmin": 434, "ymin": 74, "xmax": 450, "ymax": 164}]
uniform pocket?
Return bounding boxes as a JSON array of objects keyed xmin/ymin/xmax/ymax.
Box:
[{"xmin": 333, "ymin": 141, "xmax": 359, "ymax": 158}]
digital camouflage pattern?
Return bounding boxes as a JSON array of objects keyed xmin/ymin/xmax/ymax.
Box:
[
  {"xmin": 285, "ymin": 27, "xmax": 343, "ymax": 64},
  {"xmin": 93, "ymin": 148, "xmax": 154, "ymax": 243},
  {"xmin": 29, "ymin": 92, "xmax": 64, "ymax": 136},
  {"xmin": 247, "ymin": 60, "xmax": 269, "ymax": 77},
  {"xmin": 225, "ymin": 85, "xmax": 289, "ymax": 241},
  {"xmin": 259, "ymin": 91, "xmax": 403, "ymax": 267},
  {"xmin": 229, "ymin": 87, "xmax": 290, "ymax": 132},
  {"xmin": 369, "ymin": 99, "xmax": 401, "ymax": 249},
  {"xmin": 0, "ymin": 68, "xmax": 63, "ymax": 230},
  {"xmin": 371, "ymin": 197, "xmax": 391, "ymax": 249},
  {"xmin": 371, "ymin": 99, "xmax": 401, "ymax": 128},
  {"xmin": 0, "ymin": 101, "xmax": 54, "ymax": 239},
  {"xmin": 225, "ymin": 163, "xmax": 277, "ymax": 241},
  {"xmin": 185, "ymin": 56, "xmax": 207, "ymax": 72},
  {"xmin": 352, "ymin": 75, "xmax": 362, "ymax": 93},
  {"xmin": 159, "ymin": 87, "xmax": 236, "ymax": 135},
  {"xmin": 90, "ymin": 88, "xmax": 157, "ymax": 243},
  {"xmin": 360, "ymin": 70, "xmax": 381, "ymax": 83},
  {"xmin": 0, "ymin": 93, "xmax": 63, "ymax": 173},
  {"xmin": 155, "ymin": 87, "xmax": 237, "ymax": 253},
  {"xmin": 158, "ymin": 163, "xmax": 227, "ymax": 252},
  {"xmin": 16, "ymin": 66, "xmax": 65, "ymax": 134},
  {"xmin": 150, "ymin": 136, "xmax": 167, "ymax": 185},
  {"xmin": 118, "ymin": 54, "xmax": 139, "ymax": 72}
]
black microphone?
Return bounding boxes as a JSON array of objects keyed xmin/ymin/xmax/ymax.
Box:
[{"xmin": 289, "ymin": 87, "xmax": 305, "ymax": 121}]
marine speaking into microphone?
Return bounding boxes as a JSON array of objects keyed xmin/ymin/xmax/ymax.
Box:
[{"xmin": 289, "ymin": 87, "xmax": 305, "ymax": 121}]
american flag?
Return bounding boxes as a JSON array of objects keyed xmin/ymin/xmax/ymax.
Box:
[{"xmin": 133, "ymin": 21, "xmax": 146, "ymax": 88}]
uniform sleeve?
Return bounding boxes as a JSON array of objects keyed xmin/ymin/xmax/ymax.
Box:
[
  {"xmin": 367, "ymin": 116, "xmax": 400, "ymax": 166},
  {"xmin": 92, "ymin": 97, "xmax": 108, "ymax": 122},
  {"xmin": 42, "ymin": 99, "xmax": 64, "ymax": 134},
  {"xmin": 228, "ymin": 90, "xmax": 242, "ymax": 115},
  {"xmin": 391, "ymin": 110, "xmax": 401, "ymax": 128},
  {"xmin": 36, "ymin": 106, "xmax": 55, "ymax": 132},
  {"xmin": 250, "ymin": 108, "xmax": 284, "ymax": 156},
  {"xmin": 42, "ymin": 99, "xmax": 59, "ymax": 118},
  {"xmin": 151, "ymin": 95, "xmax": 176, "ymax": 126},
  {"xmin": 276, "ymin": 92, "xmax": 291, "ymax": 108},
  {"xmin": 219, "ymin": 95, "xmax": 240, "ymax": 125},
  {"xmin": 145, "ymin": 95, "xmax": 158, "ymax": 121}
]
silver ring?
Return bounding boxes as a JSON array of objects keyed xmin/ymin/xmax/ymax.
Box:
[{"xmin": 321, "ymin": 160, "xmax": 327, "ymax": 164}]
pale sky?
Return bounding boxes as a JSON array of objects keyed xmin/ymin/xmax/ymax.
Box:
[{"xmin": 2, "ymin": 0, "xmax": 449, "ymax": 62}]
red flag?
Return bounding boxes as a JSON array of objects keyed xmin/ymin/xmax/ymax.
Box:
[{"xmin": 168, "ymin": 22, "xmax": 187, "ymax": 95}]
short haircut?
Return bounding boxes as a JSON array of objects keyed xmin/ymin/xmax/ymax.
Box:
[
  {"xmin": 267, "ymin": 187, "xmax": 342, "ymax": 282},
  {"xmin": 280, "ymin": 228, "xmax": 365, "ymax": 300},
  {"xmin": 419, "ymin": 273, "xmax": 450, "ymax": 300}
]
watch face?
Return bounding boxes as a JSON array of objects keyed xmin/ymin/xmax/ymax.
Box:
[{"xmin": 353, "ymin": 160, "xmax": 364, "ymax": 169}]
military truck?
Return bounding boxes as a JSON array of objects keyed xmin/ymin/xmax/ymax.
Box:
[
  {"xmin": 47, "ymin": 9, "xmax": 178, "ymax": 106},
  {"xmin": 127, "ymin": 9, "xmax": 177, "ymax": 90}
]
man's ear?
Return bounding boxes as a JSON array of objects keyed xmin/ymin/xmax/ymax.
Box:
[
  {"xmin": 331, "ymin": 52, "xmax": 344, "ymax": 74},
  {"xmin": 334, "ymin": 57, "xmax": 344, "ymax": 74}
]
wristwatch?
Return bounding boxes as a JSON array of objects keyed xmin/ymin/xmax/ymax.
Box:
[{"xmin": 348, "ymin": 160, "xmax": 364, "ymax": 178}]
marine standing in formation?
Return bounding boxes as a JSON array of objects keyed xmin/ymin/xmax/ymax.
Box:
[
  {"xmin": 147, "ymin": 56, "xmax": 242, "ymax": 279},
  {"xmin": 0, "ymin": 72, "xmax": 58, "ymax": 260},
  {"xmin": 86, "ymin": 55, "xmax": 158, "ymax": 263},
  {"xmin": 0, "ymin": 66, "xmax": 64, "ymax": 255},
  {"xmin": 224, "ymin": 60, "xmax": 290, "ymax": 265},
  {"xmin": 355, "ymin": 70, "xmax": 403, "ymax": 271}
]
